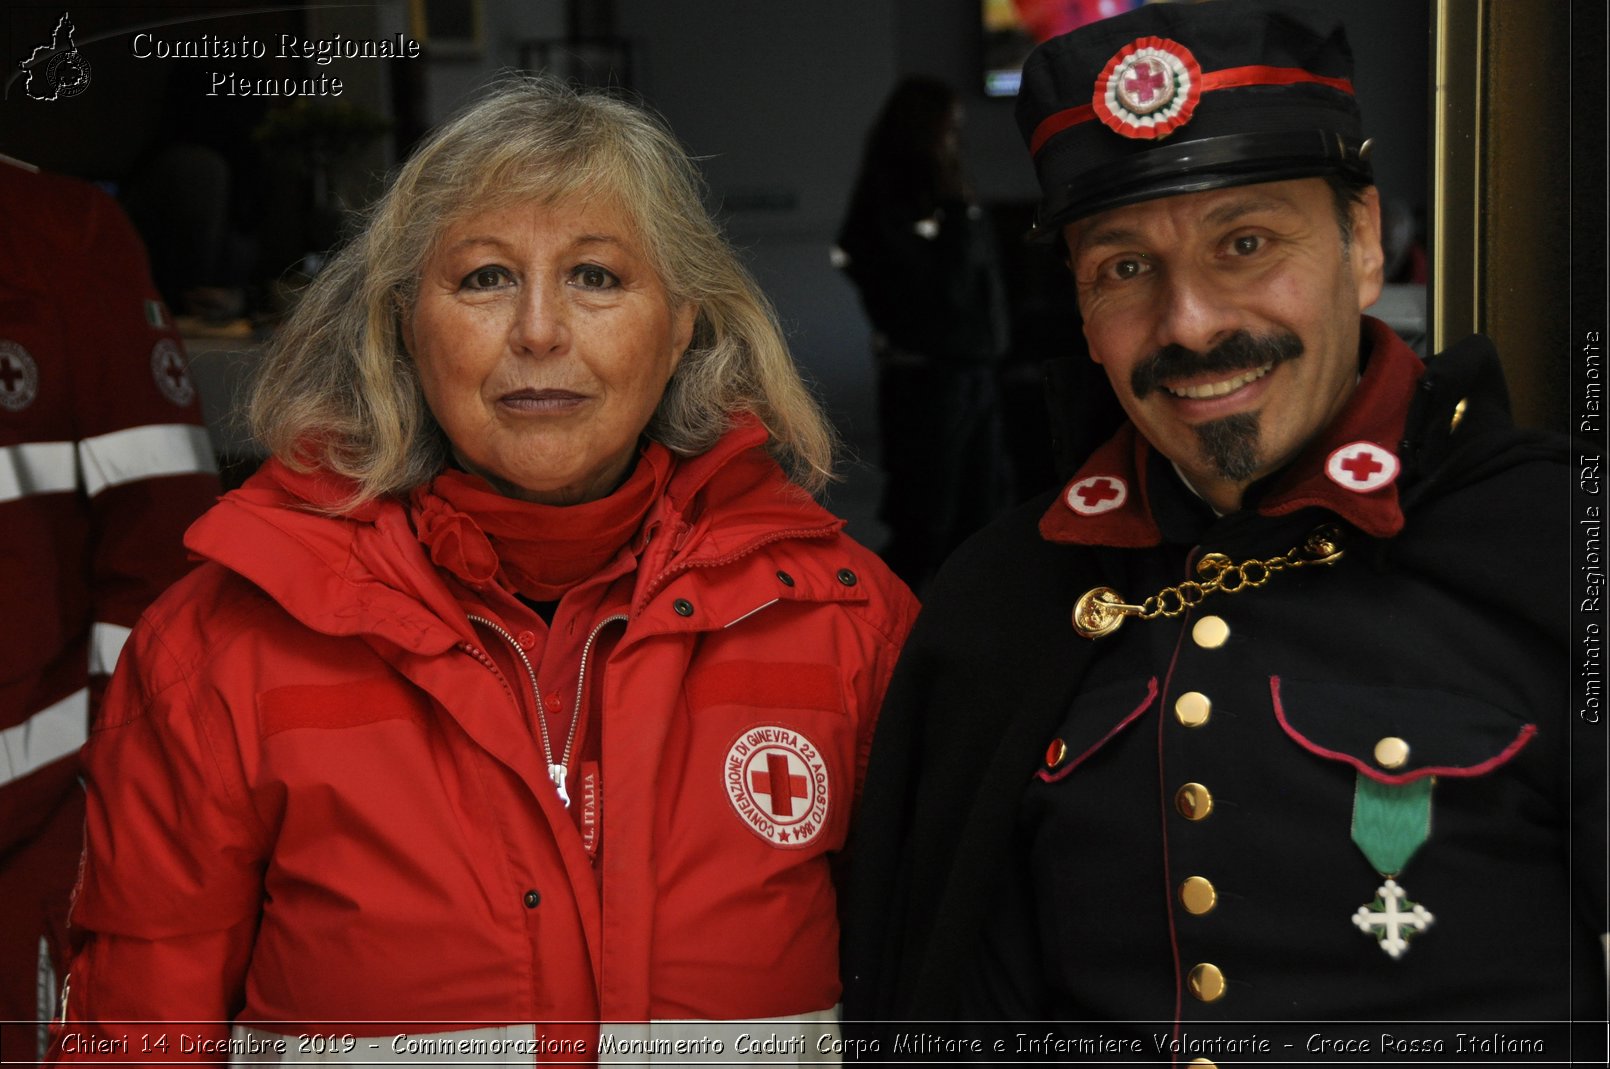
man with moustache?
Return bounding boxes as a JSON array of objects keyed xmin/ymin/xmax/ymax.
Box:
[{"xmin": 842, "ymin": 0, "xmax": 1605, "ymax": 1052}]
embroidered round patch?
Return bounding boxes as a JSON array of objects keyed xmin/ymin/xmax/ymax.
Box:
[
  {"xmin": 1325, "ymin": 441, "xmax": 1400, "ymax": 493},
  {"xmin": 1092, "ymin": 36, "xmax": 1202, "ymax": 140},
  {"xmin": 0, "ymin": 340, "xmax": 40, "ymax": 412},
  {"xmin": 1066, "ymin": 475, "xmax": 1129, "ymax": 516},
  {"xmin": 724, "ymin": 725, "xmax": 830, "ymax": 849},
  {"xmin": 150, "ymin": 339, "xmax": 195, "ymax": 407}
]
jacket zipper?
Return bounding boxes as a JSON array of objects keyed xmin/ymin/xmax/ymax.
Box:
[
  {"xmin": 568, "ymin": 614, "xmax": 627, "ymax": 768},
  {"xmin": 459, "ymin": 639, "xmax": 523, "ymax": 715},
  {"xmin": 467, "ymin": 612, "xmax": 628, "ymax": 810},
  {"xmin": 465, "ymin": 614, "xmax": 570, "ymax": 806}
]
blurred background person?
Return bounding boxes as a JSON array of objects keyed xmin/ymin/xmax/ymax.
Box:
[
  {"xmin": 118, "ymin": 64, "xmax": 272, "ymax": 333},
  {"xmin": 51, "ymin": 78, "xmax": 914, "ymax": 1060},
  {"xmin": 0, "ymin": 155, "xmax": 219, "ymax": 1063},
  {"xmin": 836, "ymin": 76, "xmax": 1013, "ymax": 593}
]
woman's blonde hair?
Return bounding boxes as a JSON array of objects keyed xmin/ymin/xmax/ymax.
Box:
[{"xmin": 249, "ymin": 75, "xmax": 836, "ymax": 503}]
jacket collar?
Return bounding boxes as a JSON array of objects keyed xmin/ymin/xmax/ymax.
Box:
[
  {"xmin": 1040, "ymin": 317, "xmax": 1425, "ymax": 547},
  {"xmin": 184, "ymin": 418, "xmax": 843, "ymax": 654},
  {"xmin": 185, "ymin": 460, "xmax": 475, "ymax": 655},
  {"xmin": 640, "ymin": 414, "xmax": 843, "ymax": 572}
]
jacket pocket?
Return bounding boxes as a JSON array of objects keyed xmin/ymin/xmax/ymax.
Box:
[
  {"xmin": 1037, "ymin": 677, "xmax": 1158, "ymax": 783},
  {"xmin": 682, "ymin": 660, "xmax": 852, "ymax": 853},
  {"xmin": 686, "ymin": 659, "xmax": 843, "ymax": 716},
  {"xmin": 1268, "ymin": 675, "xmax": 1535, "ymax": 785}
]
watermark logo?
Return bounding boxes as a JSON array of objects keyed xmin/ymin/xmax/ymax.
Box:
[{"xmin": 18, "ymin": 13, "xmax": 92, "ymax": 101}]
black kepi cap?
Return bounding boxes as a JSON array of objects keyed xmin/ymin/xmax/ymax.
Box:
[{"xmin": 1016, "ymin": 0, "xmax": 1372, "ymax": 239}]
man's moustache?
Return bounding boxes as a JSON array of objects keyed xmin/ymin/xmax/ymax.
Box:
[{"xmin": 1130, "ymin": 331, "xmax": 1304, "ymax": 400}]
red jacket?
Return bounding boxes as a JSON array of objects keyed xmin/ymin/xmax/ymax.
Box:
[
  {"xmin": 0, "ymin": 161, "xmax": 218, "ymax": 840},
  {"xmin": 54, "ymin": 424, "xmax": 916, "ymax": 1061},
  {"xmin": 0, "ymin": 160, "xmax": 218, "ymax": 1038}
]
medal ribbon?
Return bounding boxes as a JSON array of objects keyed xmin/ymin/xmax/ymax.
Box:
[{"xmin": 1349, "ymin": 773, "xmax": 1432, "ymax": 876}]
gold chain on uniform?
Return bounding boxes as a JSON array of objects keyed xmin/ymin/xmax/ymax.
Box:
[{"xmin": 1072, "ymin": 525, "xmax": 1346, "ymax": 639}]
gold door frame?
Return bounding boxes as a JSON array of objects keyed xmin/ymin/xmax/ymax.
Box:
[{"xmin": 1430, "ymin": 0, "xmax": 1571, "ymax": 430}]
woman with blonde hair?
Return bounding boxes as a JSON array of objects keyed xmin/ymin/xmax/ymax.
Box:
[{"xmin": 52, "ymin": 76, "xmax": 914, "ymax": 1062}]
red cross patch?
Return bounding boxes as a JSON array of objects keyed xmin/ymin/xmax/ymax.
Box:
[
  {"xmin": 1325, "ymin": 441, "xmax": 1399, "ymax": 493},
  {"xmin": 724, "ymin": 726, "xmax": 830, "ymax": 849},
  {"xmin": 1092, "ymin": 36, "xmax": 1202, "ymax": 140},
  {"xmin": 0, "ymin": 341, "xmax": 39, "ymax": 412},
  {"xmin": 150, "ymin": 340, "xmax": 195, "ymax": 407},
  {"xmin": 1066, "ymin": 475, "xmax": 1129, "ymax": 516}
]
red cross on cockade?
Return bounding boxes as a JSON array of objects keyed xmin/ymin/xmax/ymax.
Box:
[
  {"xmin": 0, "ymin": 356, "xmax": 24, "ymax": 393},
  {"xmin": 1339, "ymin": 451, "xmax": 1385, "ymax": 482},
  {"xmin": 751, "ymin": 753, "xmax": 808, "ymax": 818},
  {"xmin": 1077, "ymin": 478, "xmax": 1122, "ymax": 509},
  {"xmin": 1123, "ymin": 61, "xmax": 1168, "ymax": 104}
]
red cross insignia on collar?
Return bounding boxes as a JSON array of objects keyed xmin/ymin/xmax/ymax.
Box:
[
  {"xmin": 1066, "ymin": 474, "xmax": 1129, "ymax": 516},
  {"xmin": 1325, "ymin": 441, "xmax": 1400, "ymax": 493},
  {"xmin": 1093, "ymin": 36, "xmax": 1203, "ymax": 140}
]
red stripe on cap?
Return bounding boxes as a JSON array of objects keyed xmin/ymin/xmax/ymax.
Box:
[
  {"xmin": 1029, "ymin": 103, "xmax": 1096, "ymax": 155},
  {"xmin": 1029, "ymin": 65, "xmax": 1355, "ymax": 158},
  {"xmin": 1201, "ymin": 64, "xmax": 1354, "ymax": 94}
]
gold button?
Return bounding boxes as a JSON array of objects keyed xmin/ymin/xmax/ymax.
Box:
[
  {"xmin": 1180, "ymin": 876, "xmax": 1217, "ymax": 915},
  {"xmin": 1187, "ymin": 962, "xmax": 1226, "ymax": 1002},
  {"xmin": 1374, "ymin": 736, "xmax": 1410, "ymax": 769},
  {"xmin": 1192, "ymin": 615, "xmax": 1230, "ymax": 648},
  {"xmin": 1449, "ymin": 397, "xmax": 1468, "ymax": 432},
  {"xmin": 1189, "ymin": 1061, "xmax": 1218, "ymax": 1069},
  {"xmin": 1175, "ymin": 782, "xmax": 1214, "ymax": 820},
  {"xmin": 1174, "ymin": 691, "xmax": 1212, "ymax": 727}
]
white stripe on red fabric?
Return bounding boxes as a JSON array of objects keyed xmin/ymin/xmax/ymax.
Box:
[
  {"xmin": 77, "ymin": 423, "xmax": 216, "ymax": 498},
  {"xmin": 0, "ymin": 687, "xmax": 86, "ymax": 788},
  {"xmin": 89, "ymin": 622, "xmax": 133, "ymax": 677},
  {"xmin": 0, "ymin": 441, "xmax": 77, "ymax": 504},
  {"xmin": 232, "ymin": 1025, "xmax": 542, "ymax": 1065},
  {"xmin": 598, "ymin": 1007, "xmax": 843, "ymax": 1065},
  {"xmin": 230, "ymin": 1008, "xmax": 844, "ymax": 1066}
]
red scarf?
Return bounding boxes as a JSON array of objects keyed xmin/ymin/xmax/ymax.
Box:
[{"xmin": 409, "ymin": 444, "xmax": 675, "ymax": 600}]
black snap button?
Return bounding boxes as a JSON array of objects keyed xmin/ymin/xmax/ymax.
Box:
[
  {"xmin": 523, "ymin": 890, "xmax": 541, "ymax": 909},
  {"xmin": 836, "ymin": 568, "xmax": 858, "ymax": 587},
  {"xmin": 776, "ymin": 570, "xmax": 795, "ymax": 587},
  {"xmin": 673, "ymin": 598, "xmax": 694, "ymax": 617}
]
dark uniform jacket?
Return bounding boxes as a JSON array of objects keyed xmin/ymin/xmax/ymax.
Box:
[{"xmin": 841, "ymin": 320, "xmax": 1606, "ymax": 1059}]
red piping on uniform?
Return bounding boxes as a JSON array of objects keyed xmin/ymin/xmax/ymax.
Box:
[
  {"xmin": 1035, "ymin": 677, "xmax": 1158, "ymax": 783},
  {"xmin": 1156, "ymin": 606, "xmax": 1193, "ymax": 1055},
  {"xmin": 1029, "ymin": 66, "xmax": 1356, "ymax": 156},
  {"xmin": 1268, "ymin": 676, "xmax": 1537, "ymax": 784}
]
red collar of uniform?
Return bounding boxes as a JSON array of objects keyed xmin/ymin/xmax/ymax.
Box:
[{"xmin": 1041, "ymin": 318, "xmax": 1424, "ymax": 547}]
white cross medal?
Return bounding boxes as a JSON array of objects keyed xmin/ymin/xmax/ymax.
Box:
[
  {"xmin": 1353, "ymin": 878, "xmax": 1434, "ymax": 959},
  {"xmin": 1349, "ymin": 772, "xmax": 1434, "ymax": 959}
]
